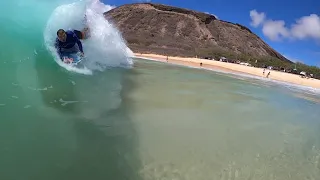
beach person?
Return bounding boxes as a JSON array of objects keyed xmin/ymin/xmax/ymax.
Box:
[
  {"xmin": 54, "ymin": 29, "xmax": 88, "ymax": 61},
  {"xmin": 263, "ymin": 68, "xmax": 265, "ymax": 75},
  {"xmin": 266, "ymin": 71, "xmax": 271, "ymax": 78}
]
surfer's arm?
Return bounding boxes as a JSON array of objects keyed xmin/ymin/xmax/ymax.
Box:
[
  {"xmin": 77, "ymin": 39, "xmax": 84, "ymax": 53},
  {"xmin": 73, "ymin": 33, "xmax": 84, "ymax": 53},
  {"xmin": 54, "ymin": 40, "xmax": 63, "ymax": 60}
]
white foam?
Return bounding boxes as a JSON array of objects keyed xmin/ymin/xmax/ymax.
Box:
[{"xmin": 44, "ymin": 0, "xmax": 134, "ymax": 75}]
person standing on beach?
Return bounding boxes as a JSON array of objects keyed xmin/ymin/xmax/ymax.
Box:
[
  {"xmin": 263, "ymin": 68, "xmax": 265, "ymax": 75},
  {"xmin": 266, "ymin": 71, "xmax": 270, "ymax": 78}
]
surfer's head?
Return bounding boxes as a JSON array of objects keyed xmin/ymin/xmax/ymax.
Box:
[{"xmin": 57, "ymin": 29, "xmax": 66, "ymax": 42}]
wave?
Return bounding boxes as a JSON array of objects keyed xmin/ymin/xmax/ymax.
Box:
[{"xmin": 44, "ymin": 0, "xmax": 134, "ymax": 75}]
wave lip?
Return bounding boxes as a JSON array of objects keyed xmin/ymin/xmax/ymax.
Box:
[{"xmin": 44, "ymin": 0, "xmax": 134, "ymax": 74}]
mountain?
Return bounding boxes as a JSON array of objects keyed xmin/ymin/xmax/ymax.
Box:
[{"xmin": 104, "ymin": 3, "xmax": 291, "ymax": 63}]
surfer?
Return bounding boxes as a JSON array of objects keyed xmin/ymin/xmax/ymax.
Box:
[{"xmin": 54, "ymin": 28, "xmax": 89, "ymax": 61}]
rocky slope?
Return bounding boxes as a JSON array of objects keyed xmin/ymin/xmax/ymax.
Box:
[{"xmin": 104, "ymin": 3, "xmax": 290, "ymax": 62}]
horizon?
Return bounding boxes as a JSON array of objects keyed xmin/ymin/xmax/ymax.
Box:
[{"xmin": 102, "ymin": 0, "xmax": 320, "ymax": 68}]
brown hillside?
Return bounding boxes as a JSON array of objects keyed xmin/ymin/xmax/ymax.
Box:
[{"xmin": 104, "ymin": 3, "xmax": 291, "ymax": 63}]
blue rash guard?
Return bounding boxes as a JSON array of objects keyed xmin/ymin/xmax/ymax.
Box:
[{"xmin": 54, "ymin": 30, "xmax": 83, "ymax": 60}]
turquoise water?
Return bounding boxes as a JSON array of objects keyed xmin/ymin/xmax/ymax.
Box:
[
  {"xmin": 129, "ymin": 59, "xmax": 320, "ymax": 180},
  {"xmin": 1, "ymin": 0, "xmax": 320, "ymax": 179},
  {"xmin": 2, "ymin": 56, "xmax": 320, "ymax": 179}
]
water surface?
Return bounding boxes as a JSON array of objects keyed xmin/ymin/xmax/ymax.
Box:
[{"xmin": 1, "ymin": 0, "xmax": 320, "ymax": 179}]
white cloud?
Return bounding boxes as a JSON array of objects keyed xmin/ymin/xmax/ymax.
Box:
[
  {"xmin": 249, "ymin": 10, "xmax": 265, "ymax": 27},
  {"xmin": 291, "ymin": 14, "xmax": 320, "ymax": 40},
  {"xmin": 249, "ymin": 10, "xmax": 320, "ymax": 42},
  {"xmin": 262, "ymin": 20, "xmax": 290, "ymax": 41}
]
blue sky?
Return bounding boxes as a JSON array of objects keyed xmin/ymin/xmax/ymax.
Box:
[{"xmin": 102, "ymin": 0, "xmax": 320, "ymax": 67}]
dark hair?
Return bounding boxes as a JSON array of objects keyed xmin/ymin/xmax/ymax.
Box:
[{"xmin": 57, "ymin": 29, "xmax": 65, "ymax": 35}]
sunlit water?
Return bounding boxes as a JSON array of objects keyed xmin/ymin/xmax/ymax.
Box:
[
  {"xmin": 1, "ymin": 57, "xmax": 320, "ymax": 179},
  {"xmin": 1, "ymin": 0, "xmax": 320, "ymax": 179},
  {"xmin": 128, "ymin": 59, "xmax": 320, "ymax": 180}
]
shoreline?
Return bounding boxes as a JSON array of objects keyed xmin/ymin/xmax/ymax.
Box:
[{"xmin": 133, "ymin": 53, "xmax": 320, "ymax": 89}]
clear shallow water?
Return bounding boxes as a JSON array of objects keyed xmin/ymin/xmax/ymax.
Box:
[
  {"xmin": 1, "ymin": 0, "xmax": 320, "ymax": 179},
  {"xmin": 129, "ymin": 59, "xmax": 320, "ymax": 180},
  {"xmin": 1, "ymin": 56, "xmax": 320, "ymax": 180}
]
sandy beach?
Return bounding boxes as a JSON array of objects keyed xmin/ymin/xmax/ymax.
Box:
[{"xmin": 134, "ymin": 53, "xmax": 320, "ymax": 89}]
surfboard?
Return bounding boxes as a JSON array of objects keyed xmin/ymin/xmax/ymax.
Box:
[{"xmin": 62, "ymin": 52, "xmax": 83, "ymax": 66}]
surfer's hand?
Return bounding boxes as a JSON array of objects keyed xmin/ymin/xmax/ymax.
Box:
[
  {"xmin": 63, "ymin": 58, "xmax": 73, "ymax": 64},
  {"xmin": 80, "ymin": 52, "xmax": 84, "ymax": 57}
]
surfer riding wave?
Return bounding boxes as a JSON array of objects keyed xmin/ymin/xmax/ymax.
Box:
[
  {"xmin": 45, "ymin": 1, "xmax": 133, "ymax": 73},
  {"xmin": 54, "ymin": 28, "xmax": 90, "ymax": 62},
  {"xmin": 54, "ymin": 15, "xmax": 90, "ymax": 63}
]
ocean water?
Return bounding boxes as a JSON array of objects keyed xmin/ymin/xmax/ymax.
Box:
[
  {"xmin": 1, "ymin": 0, "xmax": 320, "ymax": 180},
  {"xmin": 130, "ymin": 59, "xmax": 320, "ymax": 180}
]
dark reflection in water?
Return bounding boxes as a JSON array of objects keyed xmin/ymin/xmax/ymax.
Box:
[{"xmin": 0, "ymin": 49, "xmax": 142, "ymax": 180}]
